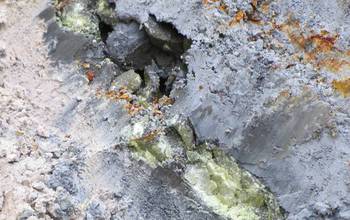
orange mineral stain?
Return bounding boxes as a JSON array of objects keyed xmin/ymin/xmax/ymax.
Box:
[
  {"xmin": 276, "ymin": 17, "xmax": 350, "ymax": 73},
  {"xmin": 333, "ymin": 78, "xmax": 350, "ymax": 97},
  {"xmin": 229, "ymin": 10, "xmax": 246, "ymax": 26},
  {"xmin": 261, "ymin": 2, "xmax": 270, "ymax": 14},
  {"xmin": 86, "ymin": 70, "xmax": 95, "ymax": 82}
]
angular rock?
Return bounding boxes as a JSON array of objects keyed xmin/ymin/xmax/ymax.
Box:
[
  {"xmin": 140, "ymin": 62, "xmax": 160, "ymax": 100},
  {"xmin": 144, "ymin": 15, "xmax": 190, "ymax": 55},
  {"xmin": 53, "ymin": 192, "xmax": 76, "ymax": 218},
  {"xmin": 110, "ymin": 69, "xmax": 142, "ymax": 93},
  {"xmin": 85, "ymin": 200, "xmax": 110, "ymax": 220},
  {"xmin": 17, "ymin": 208, "xmax": 34, "ymax": 220},
  {"xmin": 7, "ymin": 151, "xmax": 20, "ymax": 163},
  {"xmin": 106, "ymin": 21, "xmax": 152, "ymax": 69},
  {"xmin": 32, "ymin": 182, "xmax": 46, "ymax": 192}
]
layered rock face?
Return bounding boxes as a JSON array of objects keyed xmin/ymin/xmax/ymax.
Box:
[{"xmin": 38, "ymin": 0, "xmax": 350, "ymax": 219}]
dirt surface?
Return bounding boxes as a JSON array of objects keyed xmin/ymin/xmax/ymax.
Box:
[
  {"xmin": 0, "ymin": 0, "xmax": 99, "ymax": 218},
  {"xmin": 0, "ymin": 0, "xmax": 63, "ymax": 218}
]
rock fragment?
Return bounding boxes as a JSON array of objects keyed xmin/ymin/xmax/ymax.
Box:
[
  {"xmin": 144, "ymin": 15, "xmax": 190, "ymax": 55},
  {"xmin": 339, "ymin": 210, "xmax": 350, "ymax": 220},
  {"xmin": 17, "ymin": 208, "xmax": 35, "ymax": 220},
  {"xmin": 7, "ymin": 151, "xmax": 20, "ymax": 163},
  {"xmin": 33, "ymin": 200, "xmax": 46, "ymax": 214},
  {"xmin": 106, "ymin": 21, "xmax": 152, "ymax": 69},
  {"xmin": 140, "ymin": 62, "xmax": 160, "ymax": 100},
  {"xmin": 110, "ymin": 69, "xmax": 142, "ymax": 93},
  {"xmin": 31, "ymin": 182, "xmax": 46, "ymax": 192},
  {"xmin": 85, "ymin": 199, "xmax": 110, "ymax": 220}
]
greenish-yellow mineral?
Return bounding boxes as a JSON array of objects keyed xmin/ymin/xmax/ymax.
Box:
[
  {"xmin": 127, "ymin": 121, "xmax": 284, "ymax": 220},
  {"xmin": 185, "ymin": 149, "xmax": 283, "ymax": 220},
  {"xmin": 96, "ymin": 0, "xmax": 118, "ymax": 25},
  {"xmin": 57, "ymin": 2, "xmax": 100, "ymax": 37}
]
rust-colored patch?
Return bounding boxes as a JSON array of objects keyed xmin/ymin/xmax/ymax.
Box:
[
  {"xmin": 55, "ymin": 0, "xmax": 71, "ymax": 11},
  {"xmin": 104, "ymin": 87, "xmax": 141, "ymax": 115},
  {"xmin": 309, "ymin": 33, "xmax": 337, "ymax": 52},
  {"xmin": 261, "ymin": 2, "xmax": 270, "ymax": 14},
  {"xmin": 102, "ymin": 88, "xmax": 174, "ymax": 117},
  {"xmin": 229, "ymin": 10, "xmax": 246, "ymax": 26},
  {"xmin": 150, "ymin": 96, "xmax": 175, "ymax": 117},
  {"xmin": 158, "ymin": 96, "xmax": 175, "ymax": 106},
  {"xmin": 279, "ymin": 89, "xmax": 292, "ymax": 98},
  {"xmin": 124, "ymin": 103, "xmax": 144, "ymax": 116},
  {"xmin": 276, "ymin": 18, "xmax": 350, "ymax": 73},
  {"xmin": 82, "ymin": 62, "xmax": 90, "ymax": 69},
  {"xmin": 247, "ymin": 0, "xmax": 264, "ymax": 24},
  {"xmin": 332, "ymin": 78, "xmax": 350, "ymax": 97},
  {"xmin": 218, "ymin": 4, "xmax": 229, "ymax": 13},
  {"xmin": 228, "ymin": 0, "xmax": 267, "ymax": 26},
  {"xmin": 86, "ymin": 70, "xmax": 95, "ymax": 82},
  {"xmin": 151, "ymin": 100, "xmax": 162, "ymax": 117},
  {"xmin": 202, "ymin": 0, "xmax": 228, "ymax": 14},
  {"xmin": 132, "ymin": 129, "xmax": 161, "ymax": 142},
  {"xmin": 274, "ymin": 89, "xmax": 292, "ymax": 104},
  {"xmin": 105, "ymin": 87, "xmax": 132, "ymax": 102},
  {"xmin": 251, "ymin": 0, "xmax": 258, "ymax": 8},
  {"xmin": 317, "ymin": 58, "xmax": 350, "ymax": 72}
]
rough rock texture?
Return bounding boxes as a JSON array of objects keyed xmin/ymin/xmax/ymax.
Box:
[
  {"xmin": 106, "ymin": 21, "xmax": 152, "ymax": 69},
  {"xmin": 113, "ymin": 0, "xmax": 350, "ymax": 219},
  {"xmin": 2, "ymin": 0, "xmax": 350, "ymax": 220}
]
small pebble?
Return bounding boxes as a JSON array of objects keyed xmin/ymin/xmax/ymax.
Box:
[
  {"xmin": 32, "ymin": 181, "xmax": 46, "ymax": 192},
  {"xmin": 17, "ymin": 208, "xmax": 34, "ymax": 220},
  {"xmin": 7, "ymin": 151, "xmax": 20, "ymax": 163},
  {"xmin": 36, "ymin": 126, "xmax": 49, "ymax": 138},
  {"xmin": 34, "ymin": 201, "xmax": 46, "ymax": 214}
]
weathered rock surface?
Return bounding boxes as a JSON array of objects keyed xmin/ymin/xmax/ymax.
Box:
[
  {"xmin": 106, "ymin": 21, "xmax": 152, "ymax": 69},
  {"xmin": 113, "ymin": 0, "xmax": 350, "ymax": 219},
  {"xmin": 3, "ymin": 0, "xmax": 350, "ymax": 219},
  {"xmin": 144, "ymin": 15, "xmax": 191, "ymax": 55},
  {"xmin": 111, "ymin": 69, "xmax": 142, "ymax": 93}
]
